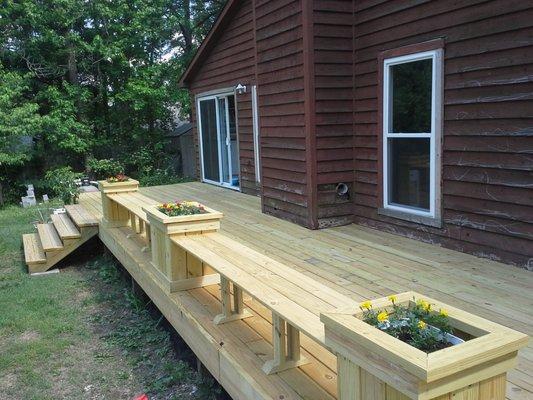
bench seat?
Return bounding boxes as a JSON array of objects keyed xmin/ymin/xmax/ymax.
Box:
[
  {"xmin": 172, "ymin": 232, "xmax": 359, "ymax": 347},
  {"xmin": 107, "ymin": 191, "xmax": 158, "ymax": 223}
]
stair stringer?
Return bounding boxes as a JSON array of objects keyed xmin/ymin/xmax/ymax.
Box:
[{"xmin": 28, "ymin": 226, "xmax": 99, "ymax": 274}]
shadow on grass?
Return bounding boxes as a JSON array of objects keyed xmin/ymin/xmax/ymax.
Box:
[{"xmin": 0, "ymin": 203, "xmax": 228, "ymax": 400}]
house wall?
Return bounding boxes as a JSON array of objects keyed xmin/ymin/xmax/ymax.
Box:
[
  {"xmin": 254, "ymin": 0, "xmax": 310, "ymax": 226},
  {"xmin": 188, "ymin": 0, "xmax": 259, "ymax": 195},
  {"xmin": 187, "ymin": 0, "xmax": 313, "ymax": 226},
  {"xmin": 185, "ymin": 0, "xmax": 533, "ymax": 268},
  {"xmin": 312, "ymin": 1, "xmax": 355, "ymax": 228},
  {"xmin": 350, "ymin": 0, "xmax": 533, "ymax": 267}
]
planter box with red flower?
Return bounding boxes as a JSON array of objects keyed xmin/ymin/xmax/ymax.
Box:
[
  {"xmin": 142, "ymin": 201, "xmax": 223, "ymax": 292},
  {"xmin": 321, "ymin": 291, "xmax": 528, "ymax": 400},
  {"xmin": 98, "ymin": 176, "xmax": 139, "ymax": 227}
]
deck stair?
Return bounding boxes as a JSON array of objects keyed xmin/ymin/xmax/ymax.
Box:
[{"xmin": 23, "ymin": 204, "xmax": 99, "ymax": 274}]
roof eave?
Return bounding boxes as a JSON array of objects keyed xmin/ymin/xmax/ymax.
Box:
[{"xmin": 178, "ymin": 0, "xmax": 240, "ymax": 87}]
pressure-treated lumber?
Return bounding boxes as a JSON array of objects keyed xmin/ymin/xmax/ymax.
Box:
[
  {"xmin": 65, "ymin": 204, "xmax": 98, "ymax": 227},
  {"xmin": 213, "ymin": 277, "xmax": 252, "ymax": 324},
  {"xmin": 23, "ymin": 233, "xmax": 46, "ymax": 265},
  {"xmin": 77, "ymin": 183, "xmax": 533, "ymax": 400},
  {"xmin": 51, "ymin": 213, "xmax": 81, "ymax": 239},
  {"xmin": 98, "ymin": 225, "xmax": 332, "ymax": 400},
  {"xmin": 322, "ymin": 292, "xmax": 529, "ymax": 400},
  {"xmin": 37, "ymin": 223, "xmax": 63, "ymax": 251}
]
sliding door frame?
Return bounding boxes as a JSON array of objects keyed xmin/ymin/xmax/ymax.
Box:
[{"xmin": 196, "ymin": 88, "xmax": 240, "ymax": 191}]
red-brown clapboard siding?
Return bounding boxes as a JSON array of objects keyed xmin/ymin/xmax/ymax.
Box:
[
  {"xmin": 312, "ymin": 0, "xmax": 354, "ymax": 227},
  {"xmin": 352, "ymin": 0, "xmax": 533, "ymax": 267},
  {"xmin": 189, "ymin": 0, "xmax": 258, "ymax": 194},
  {"xmin": 254, "ymin": 0, "xmax": 309, "ymax": 226}
]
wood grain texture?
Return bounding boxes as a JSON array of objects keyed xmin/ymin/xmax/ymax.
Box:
[{"xmin": 78, "ymin": 184, "xmax": 533, "ymax": 400}]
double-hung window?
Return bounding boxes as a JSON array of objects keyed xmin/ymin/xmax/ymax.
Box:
[{"xmin": 382, "ymin": 48, "xmax": 443, "ymax": 225}]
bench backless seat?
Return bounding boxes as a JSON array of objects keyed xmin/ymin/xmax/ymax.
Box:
[{"xmin": 172, "ymin": 231, "xmax": 358, "ymax": 374}]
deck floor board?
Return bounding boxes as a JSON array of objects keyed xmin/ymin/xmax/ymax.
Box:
[{"xmin": 78, "ymin": 182, "xmax": 533, "ymax": 400}]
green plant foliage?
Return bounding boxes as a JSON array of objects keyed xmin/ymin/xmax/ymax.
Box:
[
  {"xmin": 44, "ymin": 166, "xmax": 83, "ymax": 205},
  {"xmin": 360, "ymin": 296, "xmax": 454, "ymax": 353},
  {"xmin": 0, "ymin": 65, "xmax": 41, "ymax": 169},
  {"xmin": 157, "ymin": 201, "xmax": 207, "ymax": 217},
  {"xmin": 88, "ymin": 158, "xmax": 125, "ymax": 180},
  {"xmin": 139, "ymin": 168, "xmax": 194, "ymax": 187},
  {"xmin": 0, "ymin": 0, "xmax": 224, "ymax": 203}
]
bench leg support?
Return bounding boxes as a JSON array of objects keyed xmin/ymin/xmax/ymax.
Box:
[
  {"xmin": 141, "ymin": 224, "xmax": 151, "ymax": 252},
  {"xmin": 214, "ymin": 277, "xmax": 252, "ymax": 325},
  {"xmin": 262, "ymin": 314, "xmax": 309, "ymax": 375}
]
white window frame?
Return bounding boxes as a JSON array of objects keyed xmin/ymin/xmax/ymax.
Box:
[
  {"xmin": 196, "ymin": 89, "xmax": 240, "ymax": 191},
  {"xmin": 382, "ymin": 49, "xmax": 443, "ymax": 222}
]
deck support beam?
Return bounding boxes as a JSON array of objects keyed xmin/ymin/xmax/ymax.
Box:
[
  {"xmin": 214, "ymin": 277, "xmax": 252, "ymax": 325},
  {"xmin": 262, "ymin": 313, "xmax": 309, "ymax": 375}
]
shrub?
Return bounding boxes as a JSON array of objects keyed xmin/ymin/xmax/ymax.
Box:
[
  {"xmin": 45, "ymin": 166, "xmax": 83, "ymax": 204},
  {"xmin": 138, "ymin": 168, "xmax": 193, "ymax": 187},
  {"xmin": 87, "ymin": 158, "xmax": 124, "ymax": 180}
]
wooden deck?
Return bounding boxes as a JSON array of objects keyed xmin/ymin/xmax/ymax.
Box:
[{"xmin": 79, "ymin": 182, "xmax": 533, "ymax": 400}]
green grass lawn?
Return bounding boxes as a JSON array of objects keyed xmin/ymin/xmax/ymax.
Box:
[{"xmin": 0, "ymin": 203, "xmax": 222, "ymax": 400}]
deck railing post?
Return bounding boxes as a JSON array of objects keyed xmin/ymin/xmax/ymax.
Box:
[{"xmin": 98, "ymin": 179, "xmax": 139, "ymax": 228}]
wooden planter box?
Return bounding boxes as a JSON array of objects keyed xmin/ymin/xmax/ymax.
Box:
[
  {"xmin": 142, "ymin": 203, "xmax": 223, "ymax": 235},
  {"xmin": 321, "ymin": 291, "xmax": 528, "ymax": 400},
  {"xmin": 142, "ymin": 203, "xmax": 223, "ymax": 292},
  {"xmin": 98, "ymin": 179, "xmax": 139, "ymax": 227},
  {"xmin": 98, "ymin": 178, "xmax": 139, "ymax": 194}
]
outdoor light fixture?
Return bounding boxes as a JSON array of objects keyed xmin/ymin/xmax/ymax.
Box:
[{"xmin": 235, "ymin": 83, "xmax": 247, "ymax": 94}]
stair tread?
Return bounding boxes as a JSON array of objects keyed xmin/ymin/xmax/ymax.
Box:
[
  {"xmin": 23, "ymin": 233, "xmax": 47, "ymax": 264},
  {"xmin": 65, "ymin": 204, "xmax": 98, "ymax": 228},
  {"xmin": 37, "ymin": 223, "xmax": 63, "ymax": 251},
  {"xmin": 51, "ymin": 213, "xmax": 81, "ymax": 239}
]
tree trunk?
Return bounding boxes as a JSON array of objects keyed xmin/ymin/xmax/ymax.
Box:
[
  {"xmin": 67, "ymin": 44, "xmax": 79, "ymax": 85},
  {"xmin": 181, "ymin": 0, "xmax": 193, "ymax": 57}
]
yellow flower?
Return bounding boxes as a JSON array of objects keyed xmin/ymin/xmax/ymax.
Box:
[
  {"xmin": 418, "ymin": 320, "xmax": 427, "ymax": 330},
  {"xmin": 360, "ymin": 301, "xmax": 372, "ymax": 310},
  {"xmin": 377, "ymin": 311, "xmax": 389, "ymax": 322},
  {"xmin": 417, "ymin": 299, "xmax": 431, "ymax": 311},
  {"xmin": 439, "ymin": 308, "xmax": 448, "ymax": 317},
  {"xmin": 388, "ymin": 295, "xmax": 397, "ymax": 304}
]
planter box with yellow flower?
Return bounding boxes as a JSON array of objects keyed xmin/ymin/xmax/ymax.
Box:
[
  {"xmin": 320, "ymin": 291, "xmax": 528, "ymax": 400},
  {"xmin": 142, "ymin": 201, "xmax": 223, "ymax": 293},
  {"xmin": 98, "ymin": 176, "xmax": 139, "ymax": 228}
]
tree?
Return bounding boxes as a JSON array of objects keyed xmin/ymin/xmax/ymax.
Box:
[
  {"xmin": 0, "ymin": 66, "xmax": 41, "ymax": 169},
  {"xmin": 0, "ymin": 0, "xmax": 225, "ymax": 203},
  {"xmin": 0, "ymin": 65, "xmax": 42, "ymax": 204}
]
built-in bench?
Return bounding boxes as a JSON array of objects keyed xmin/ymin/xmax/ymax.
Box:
[
  {"xmin": 172, "ymin": 232, "xmax": 358, "ymax": 374},
  {"xmin": 98, "ymin": 183, "xmax": 359, "ymax": 375},
  {"xmin": 105, "ymin": 190, "xmax": 158, "ymax": 250}
]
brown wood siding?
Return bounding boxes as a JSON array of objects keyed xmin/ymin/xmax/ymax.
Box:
[
  {"xmin": 313, "ymin": 0, "xmax": 355, "ymax": 228},
  {"xmin": 352, "ymin": 0, "xmax": 533, "ymax": 268},
  {"xmin": 254, "ymin": 0, "xmax": 309, "ymax": 226},
  {"xmin": 189, "ymin": 0, "xmax": 259, "ymax": 195}
]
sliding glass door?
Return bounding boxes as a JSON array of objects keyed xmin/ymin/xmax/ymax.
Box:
[{"xmin": 198, "ymin": 93, "xmax": 239, "ymax": 190}]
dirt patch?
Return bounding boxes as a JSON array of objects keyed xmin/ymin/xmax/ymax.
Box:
[
  {"xmin": 0, "ymin": 373, "xmax": 17, "ymax": 391},
  {"xmin": 18, "ymin": 330, "xmax": 40, "ymax": 342}
]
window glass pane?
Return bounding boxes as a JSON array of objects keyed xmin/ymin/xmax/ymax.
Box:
[
  {"xmin": 390, "ymin": 58, "xmax": 432, "ymax": 133},
  {"xmin": 200, "ymin": 99, "xmax": 219, "ymax": 182},
  {"xmin": 389, "ymin": 138, "xmax": 430, "ymax": 210}
]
